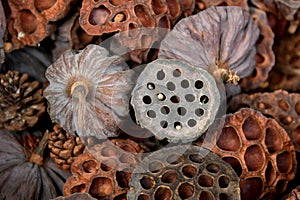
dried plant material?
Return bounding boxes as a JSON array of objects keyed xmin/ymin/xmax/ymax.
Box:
[
  {"xmin": 0, "ymin": 1, "xmax": 6, "ymax": 65},
  {"xmin": 204, "ymin": 108, "xmax": 296, "ymax": 200},
  {"xmin": 282, "ymin": 185, "xmax": 300, "ymax": 200},
  {"xmin": 195, "ymin": 0, "xmax": 248, "ymax": 11},
  {"xmin": 241, "ymin": 7, "xmax": 275, "ymax": 91},
  {"xmin": 6, "ymin": 0, "xmax": 75, "ymax": 49},
  {"xmin": 131, "ymin": 59, "xmax": 220, "ymax": 142},
  {"xmin": 127, "ymin": 145, "xmax": 240, "ymax": 200},
  {"xmin": 44, "ymin": 45, "xmax": 134, "ymax": 139},
  {"xmin": 53, "ymin": 193, "xmax": 97, "ymax": 200},
  {"xmin": 48, "ymin": 124, "xmax": 85, "ymax": 172},
  {"xmin": 0, "ymin": 130, "xmax": 71, "ymax": 199},
  {"xmin": 0, "ymin": 70, "xmax": 46, "ymax": 131},
  {"xmin": 228, "ymin": 90, "xmax": 300, "ymax": 153},
  {"xmin": 267, "ymin": 70, "xmax": 300, "ymax": 92},
  {"xmin": 159, "ymin": 6, "xmax": 259, "ymax": 95},
  {"xmin": 64, "ymin": 139, "xmax": 143, "ymax": 199}
]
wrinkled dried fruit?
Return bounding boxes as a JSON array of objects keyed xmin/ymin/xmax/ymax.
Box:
[
  {"xmin": 205, "ymin": 108, "xmax": 296, "ymax": 200},
  {"xmin": 64, "ymin": 139, "xmax": 143, "ymax": 199},
  {"xmin": 0, "ymin": 70, "xmax": 46, "ymax": 131},
  {"xmin": 159, "ymin": 6, "xmax": 259, "ymax": 96},
  {"xmin": 131, "ymin": 59, "xmax": 220, "ymax": 142},
  {"xmin": 127, "ymin": 145, "xmax": 240, "ymax": 200},
  {"xmin": 44, "ymin": 45, "xmax": 134, "ymax": 139},
  {"xmin": 228, "ymin": 90, "xmax": 300, "ymax": 153}
]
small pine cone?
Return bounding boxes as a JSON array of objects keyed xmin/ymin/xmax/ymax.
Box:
[
  {"xmin": 48, "ymin": 125, "xmax": 85, "ymax": 172},
  {"xmin": 0, "ymin": 70, "xmax": 45, "ymax": 131}
]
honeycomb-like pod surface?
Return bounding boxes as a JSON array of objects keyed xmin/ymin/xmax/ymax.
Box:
[
  {"xmin": 207, "ymin": 108, "xmax": 296, "ymax": 200},
  {"xmin": 274, "ymin": 31, "xmax": 300, "ymax": 75},
  {"xmin": 6, "ymin": 0, "xmax": 75, "ymax": 49},
  {"xmin": 228, "ymin": 90, "xmax": 300, "ymax": 153},
  {"xmin": 64, "ymin": 139, "xmax": 143, "ymax": 199},
  {"xmin": 53, "ymin": 193, "xmax": 97, "ymax": 200},
  {"xmin": 241, "ymin": 7, "xmax": 275, "ymax": 91},
  {"xmin": 131, "ymin": 59, "xmax": 220, "ymax": 142},
  {"xmin": 267, "ymin": 70, "xmax": 300, "ymax": 92},
  {"xmin": 195, "ymin": 0, "xmax": 248, "ymax": 11},
  {"xmin": 282, "ymin": 185, "xmax": 300, "ymax": 200},
  {"xmin": 127, "ymin": 145, "xmax": 240, "ymax": 200}
]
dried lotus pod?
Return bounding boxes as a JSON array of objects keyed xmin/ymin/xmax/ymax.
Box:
[
  {"xmin": 64, "ymin": 139, "xmax": 143, "ymax": 199},
  {"xmin": 53, "ymin": 193, "xmax": 97, "ymax": 200},
  {"xmin": 159, "ymin": 6, "xmax": 259, "ymax": 96},
  {"xmin": 195, "ymin": 0, "xmax": 248, "ymax": 11},
  {"xmin": 131, "ymin": 59, "xmax": 220, "ymax": 143},
  {"xmin": 44, "ymin": 45, "xmax": 134, "ymax": 139},
  {"xmin": 127, "ymin": 145, "xmax": 240, "ymax": 200},
  {"xmin": 48, "ymin": 124, "xmax": 85, "ymax": 172},
  {"xmin": 228, "ymin": 90, "xmax": 300, "ymax": 153},
  {"xmin": 204, "ymin": 108, "xmax": 297, "ymax": 200},
  {"xmin": 6, "ymin": 0, "xmax": 75, "ymax": 49},
  {"xmin": 241, "ymin": 7, "xmax": 275, "ymax": 91},
  {"xmin": 0, "ymin": 70, "xmax": 46, "ymax": 131},
  {"xmin": 267, "ymin": 70, "xmax": 300, "ymax": 92},
  {"xmin": 282, "ymin": 185, "xmax": 300, "ymax": 200}
]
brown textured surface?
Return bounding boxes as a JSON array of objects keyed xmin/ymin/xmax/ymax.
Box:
[
  {"xmin": 267, "ymin": 70, "xmax": 300, "ymax": 92},
  {"xmin": 195, "ymin": 0, "xmax": 248, "ymax": 11},
  {"xmin": 53, "ymin": 193, "xmax": 97, "ymax": 200},
  {"xmin": 0, "ymin": 1, "xmax": 6, "ymax": 64},
  {"xmin": 48, "ymin": 125, "xmax": 85, "ymax": 172},
  {"xmin": 127, "ymin": 145, "xmax": 240, "ymax": 200},
  {"xmin": 204, "ymin": 108, "xmax": 297, "ymax": 200},
  {"xmin": 64, "ymin": 139, "xmax": 143, "ymax": 199},
  {"xmin": 228, "ymin": 90, "xmax": 300, "ymax": 153},
  {"xmin": 0, "ymin": 70, "xmax": 45, "ymax": 131},
  {"xmin": 241, "ymin": 7, "xmax": 275, "ymax": 91},
  {"xmin": 282, "ymin": 185, "xmax": 300, "ymax": 200}
]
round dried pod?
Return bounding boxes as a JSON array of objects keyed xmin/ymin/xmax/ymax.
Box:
[
  {"xmin": 48, "ymin": 124, "xmax": 85, "ymax": 172},
  {"xmin": 267, "ymin": 70, "xmax": 300, "ymax": 92},
  {"xmin": 0, "ymin": 130, "xmax": 71, "ymax": 199},
  {"xmin": 282, "ymin": 185, "xmax": 300, "ymax": 200},
  {"xmin": 127, "ymin": 145, "xmax": 240, "ymax": 200},
  {"xmin": 204, "ymin": 108, "xmax": 297, "ymax": 200},
  {"xmin": 159, "ymin": 6, "xmax": 259, "ymax": 96},
  {"xmin": 240, "ymin": 7, "xmax": 275, "ymax": 91},
  {"xmin": 44, "ymin": 45, "xmax": 134, "ymax": 139},
  {"xmin": 64, "ymin": 139, "xmax": 143, "ymax": 199},
  {"xmin": 195, "ymin": 0, "xmax": 248, "ymax": 11},
  {"xmin": 131, "ymin": 59, "xmax": 220, "ymax": 142},
  {"xmin": 53, "ymin": 193, "xmax": 97, "ymax": 200},
  {"xmin": 0, "ymin": 70, "xmax": 46, "ymax": 131},
  {"xmin": 228, "ymin": 90, "xmax": 300, "ymax": 153}
]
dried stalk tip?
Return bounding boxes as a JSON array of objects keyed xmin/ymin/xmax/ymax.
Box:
[{"xmin": 29, "ymin": 131, "xmax": 49, "ymax": 166}]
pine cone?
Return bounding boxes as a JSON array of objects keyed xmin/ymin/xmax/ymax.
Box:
[
  {"xmin": 48, "ymin": 125, "xmax": 85, "ymax": 172},
  {"xmin": 0, "ymin": 70, "xmax": 45, "ymax": 131}
]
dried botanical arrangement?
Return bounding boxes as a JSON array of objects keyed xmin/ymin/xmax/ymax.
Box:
[{"xmin": 195, "ymin": 0, "xmax": 249, "ymax": 11}]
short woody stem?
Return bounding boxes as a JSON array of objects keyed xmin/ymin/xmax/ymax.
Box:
[{"xmin": 29, "ymin": 131, "xmax": 49, "ymax": 166}]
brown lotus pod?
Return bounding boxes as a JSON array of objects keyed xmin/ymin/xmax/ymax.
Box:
[
  {"xmin": 204, "ymin": 108, "xmax": 297, "ymax": 200},
  {"xmin": 127, "ymin": 145, "xmax": 240, "ymax": 200},
  {"xmin": 240, "ymin": 7, "xmax": 275, "ymax": 91},
  {"xmin": 273, "ymin": 30, "xmax": 300, "ymax": 76},
  {"xmin": 48, "ymin": 124, "xmax": 85, "ymax": 172},
  {"xmin": 195, "ymin": 0, "xmax": 248, "ymax": 11},
  {"xmin": 228, "ymin": 90, "xmax": 300, "ymax": 153},
  {"xmin": 267, "ymin": 69, "xmax": 300, "ymax": 92},
  {"xmin": 131, "ymin": 59, "xmax": 220, "ymax": 143},
  {"xmin": 64, "ymin": 138, "xmax": 144, "ymax": 199},
  {"xmin": 53, "ymin": 193, "xmax": 97, "ymax": 200},
  {"xmin": 44, "ymin": 45, "xmax": 135, "ymax": 139},
  {"xmin": 0, "ymin": 70, "xmax": 46, "ymax": 131},
  {"xmin": 6, "ymin": 0, "xmax": 75, "ymax": 49},
  {"xmin": 282, "ymin": 185, "xmax": 300, "ymax": 200}
]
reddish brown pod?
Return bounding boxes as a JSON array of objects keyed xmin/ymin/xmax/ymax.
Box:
[
  {"xmin": 53, "ymin": 193, "xmax": 97, "ymax": 200},
  {"xmin": 195, "ymin": 0, "xmax": 248, "ymax": 11},
  {"xmin": 267, "ymin": 69, "xmax": 300, "ymax": 92},
  {"xmin": 228, "ymin": 90, "xmax": 300, "ymax": 153},
  {"xmin": 204, "ymin": 108, "xmax": 297, "ymax": 200},
  {"xmin": 64, "ymin": 139, "xmax": 143, "ymax": 199},
  {"xmin": 282, "ymin": 185, "xmax": 300, "ymax": 200}
]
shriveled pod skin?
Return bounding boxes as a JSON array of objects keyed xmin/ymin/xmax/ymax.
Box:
[
  {"xmin": 159, "ymin": 6, "xmax": 259, "ymax": 97},
  {"xmin": 127, "ymin": 145, "xmax": 240, "ymax": 200},
  {"xmin": 228, "ymin": 90, "xmax": 300, "ymax": 153},
  {"xmin": 203, "ymin": 108, "xmax": 297, "ymax": 200},
  {"xmin": 195, "ymin": 0, "xmax": 248, "ymax": 11},
  {"xmin": 44, "ymin": 45, "xmax": 135, "ymax": 139}
]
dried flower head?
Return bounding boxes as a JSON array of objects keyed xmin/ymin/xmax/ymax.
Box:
[{"xmin": 44, "ymin": 45, "xmax": 134, "ymax": 139}]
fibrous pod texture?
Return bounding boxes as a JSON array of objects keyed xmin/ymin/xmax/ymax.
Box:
[
  {"xmin": 44, "ymin": 45, "xmax": 134, "ymax": 139},
  {"xmin": 127, "ymin": 145, "xmax": 240, "ymax": 200},
  {"xmin": 131, "ymin": 59, "xmax": 220, "ymax": 142},
  {"xmin": 228, "ymin": 90, "xmax": 300, "ymax": 153},
  {"xmin": 206, "ymin": 108, "xmax": 297, "ymax": 200}
]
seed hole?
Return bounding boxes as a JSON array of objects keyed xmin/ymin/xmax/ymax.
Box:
[
  {"xmin": 161, "ymin": 106, "xmax": 170, "ymax": 115},
  {"xmin": 189, "ymin": 154, "xmax": 204, "ymax": 163},
  {"xmin": 218, "ymin": 176, "xmax": 230, "ymax": 188},
  {"xmin": 188, "ymin": 119, "xmax": 197, "ymax": 127},
  {"xmin": 276, "ymin": 180, "xmax": 287, "ymax": 194},
  {"xmin": 116, "ymin": 171, "xmax": 130, "ymax": 188},
  {"xmin": 89, "ymin": 5, "xmax": 110, "ymax": 26},
  {"xmin": 265, "ymin": 127, "xmax": 283, "ymax": 153},
  {"xmin": 119, "ymin": 153, "xmax": 135, "ymax": 164},
  {"xmin": 178, "ymin": 107, "xmax": 187, "ymax": 116},
  {"xmin": 143, "ymin": 96, "xmax": 152, "ymax": 104},
  {"xmin": 138, "ymin": 194, "xmax": 150, "ymax": 200},
  {"xmin": 240, "ymin": 177, "xmax": 263, "ymax": 200},
  {"xmin": 157, "ymin": 93, "xmax": 166, "ymax": 101},
  {"xmin": 278, "ymin": 99, "xmax": 290, "ymax": 111},
  {"xmin": 174, "ymin": 121, "xmax": 182, "ymax": 130},
  {"xmin": 200, "ymin": 95, "xmax": 209, "ymax": 104},
  {"xmin": 195, "ymin": 108, "xmax": 204, "ymax": 117},
  {"xmin": 182, "ymin": 165, "xmax": 197, "ymax": 178},
  {"xmin": 265, "ymin": 161, "xmax": 276, "ymax": 185},
  {"xmin": 217, "ymin": 127, "xmax": 241, "ymax": 151},
  {"xmin": 244, "ymin": 145, "xmax": 264, "ymax": 171},
  {"xmin": 160, "ymin": 120, "xmax": 168, "ymax": 128},
  {"xmin": 82, "ymin": 160, "xmax": 98, "ymax": 173},
  {"xmin": 181, "ymin": 80, "xmax": 189, "ymax": 88},
  {"xmin": 198, "ymin": 175, "xmax": 214, "ymax": 187},
  {"xmin": 71, "ymin": 184, "xmax": 86, "ymax": 193},
  {"xmin": 101, "ymin": 147, "xmax": 116, "ymax": 157},
  {"xmin": 89, "ymin": 177, "xmax": 113, "ymax": 197},
  {"xmin": 219, "ymin": 193, "xmax": 230, "ymax": 200},
  {"xmin": 178, "ymin": 182, "xmax": 194, "ymax": 199},
  {"xmin": 195, "ymin": 80, "xmax": 203, "ymax": 89},
  {"xmin": 295, "ymin": 102, "xmax": 300, "ymax": 115},
  {"xmin": 277, "ymin": 151, "xmax": 293, "ymax": 173},
  {"xmin": 161, "ymin": 170, "xmax": 178, "ymax": 183},
  {"xmin": 279, "ymin": 115, "xmax": 293, "ymax": 125},
  {"xmin": 185, "ymin": 94, "xmax": 195, "ymax": 102},
  {"xmin": 157, "ymin": 70, "xmax": 165, "ymax": 80},
  {"xmin": 166, "ymin": 154, "xmax": 184, "ymax": 165},
  {"xmin": 173, "ymin": 69, "xmax": 181, "ymax": 77},
  {"xmin": 167, "ymin": 82, "xmax": 176, "ymax": 91},
  {"xmin": 242, "ymin": 117, "xmax": 262, "ymax": 140},
  {"xmin": 20, "ymin": 10, "xmax": 38, "ymax": 34},
  {"xmin": 147, "ymin": 83, "xmax": 155, "ymax": 90},
  {"xmin": 206, "ymin": 163, "xmax": 220, "ymax": 173},
  {"xmin": 113, "ymin": 13, "xmax": 126, "ymax": 22},
  {"xmin": 147, "ymin": 110, "xmax": 156, "ymax": 118},
  {"xmin": 100, "ymin": 163, "xmax": 112, "ymax": 171},
  {"xmin": 199, "ymin": 191, "xmax": 214, "ymax": 200},
  {"xmin": 171, "ymin": 96, "xmax": 180, "ymax": 103},
  {"xmin": 222, "ymin": 157, "xmax": 242, "ymax": 176},
  {"xmin": 140, "ymin": 176, "xmax": 155, "ymax": 189},
  {"xmin": 154, "ymin": 187, "xmax": 172, "ymax": 200},
  {"xmin": 149, "ymin": 161, "xmax": 164, "ymax": 173}
]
